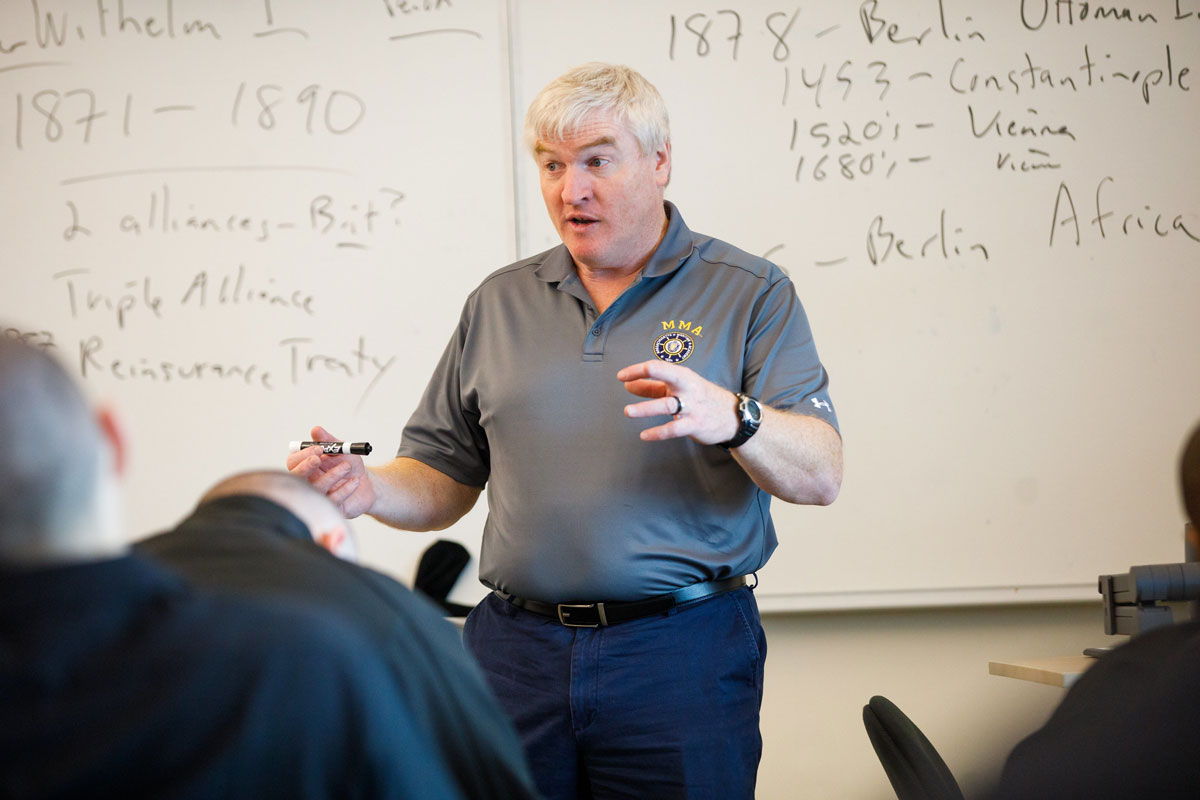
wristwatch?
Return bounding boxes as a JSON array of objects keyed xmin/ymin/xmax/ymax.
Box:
[{"xmin": 719, "ymin": 393, "xmax": 763, "ymax": 449}]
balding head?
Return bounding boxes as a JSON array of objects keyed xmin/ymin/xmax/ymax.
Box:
[
  {"xmin": 0, "ymin": 336, "xmax": 124, "ymax": 564},
  {"xmin": 199, "ymin": 470, "xmax": 357, "ymax": 560}
]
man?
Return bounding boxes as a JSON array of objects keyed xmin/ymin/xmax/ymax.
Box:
[
  {"xmin": 290, "ymin": 62, "xmax": 842, "ymax": 799},
  {"xmin": 0, "ymin": 336, "xmax": 463, "ymax": 799},
  {"xmin": 136, "ymin": 470, "xmax": 542, "ymax": 800},
  {"xmin": 987, "ymin": 419, "xmax": 1200, "ymax": 799}
]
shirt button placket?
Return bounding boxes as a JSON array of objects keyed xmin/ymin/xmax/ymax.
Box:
[{"xmin": 583, "ymin": 310, "xmax": 606, "ymax": 361}]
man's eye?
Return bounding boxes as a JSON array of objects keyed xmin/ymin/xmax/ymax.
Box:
[
  {"xmin": 544, "ymin": 162, "xmax": 559, "ymax": 172},
  {"xmin": 588, "ymin": 158, "xmax": 607, "ymax": 167}
]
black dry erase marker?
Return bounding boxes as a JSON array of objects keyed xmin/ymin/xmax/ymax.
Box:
[{"xmin": 290, "ymin": 441, "xmax": 372, "ymax": 456}]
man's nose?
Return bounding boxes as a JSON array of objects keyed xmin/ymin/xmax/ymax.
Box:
[{"xmin": 561, "ymin": 165, "xmax": 592, "ymax": 204}]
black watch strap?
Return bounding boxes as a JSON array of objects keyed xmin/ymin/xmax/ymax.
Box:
[{"xmin": 718, "ymin": 393, "xmax": 762, "ymax": 449}]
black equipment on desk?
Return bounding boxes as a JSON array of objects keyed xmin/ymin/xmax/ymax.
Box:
[{"xmin": 1099, "ymin": 562, "xmax": 1200, "ymax": 636}]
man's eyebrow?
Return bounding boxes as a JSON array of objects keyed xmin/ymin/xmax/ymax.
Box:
[
  {"xmin": 579, "ymin": 136, "xmax": 617, "ymax": 150},
  {"xmin": 535, "ymin": 136, "xmax": 618, "ymax": 155}
]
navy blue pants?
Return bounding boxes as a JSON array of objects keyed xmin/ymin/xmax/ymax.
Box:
[{"xmin": 463, "ymin": 587, "xmax": 766, "ymax": 800}]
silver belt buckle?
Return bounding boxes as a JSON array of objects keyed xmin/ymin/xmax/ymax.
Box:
[{"xmin": 556, "ymin": 602, "xmax": 608, "ymax": 627}]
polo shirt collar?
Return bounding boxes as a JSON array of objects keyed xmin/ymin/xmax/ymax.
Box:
[
  {"xmin": 533, "ymin": 201, "xmax": 695, "ymax": 284},
  {"xmin": 641, "ymin": 201, "xmax": 695, "ymax": 278}
]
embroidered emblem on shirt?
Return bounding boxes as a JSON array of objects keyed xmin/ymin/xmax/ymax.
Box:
[
  {"xmin": 654, "ymin": 331, "xmax": 694, "ymax": 363},
  {"xmin": 811, "ymin": 398, "xmax": 832, "ymax": 412}
]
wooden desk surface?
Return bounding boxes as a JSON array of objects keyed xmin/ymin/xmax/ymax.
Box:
[{"xmin": 988, "ymin": 656, "xmax": 1097, "ymax": 688}]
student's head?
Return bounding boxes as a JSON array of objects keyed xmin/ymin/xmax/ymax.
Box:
[
  {"xmin": 0, "ymin": 336, "xmax": 125, "ymax": 565},
  {"xmin": 1182, "ymin": 420, "xmax": 1200, "ymax": 529},
  {"xmin": 198, "ymin": 470, "xmax": 358, "ymax": 560},
  {"xmin": 524, "ymin": 63, "xmax": 671, "ymax": 161}
]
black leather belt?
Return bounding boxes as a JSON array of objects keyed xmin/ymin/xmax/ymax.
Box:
[{"xmin": 492, "ymin": 575, "xmax": 751, "ymax": 627}]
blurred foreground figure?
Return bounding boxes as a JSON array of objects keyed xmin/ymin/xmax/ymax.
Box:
[
  {"xmin": 137, "ymin": 469, "xmax": 541, "ymax": 800},
  {"xmin": 988, "ymin": 419, "xmax": 1200, "ymax": 800}
]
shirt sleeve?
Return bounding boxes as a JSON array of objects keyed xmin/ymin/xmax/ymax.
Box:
[
  {"xmin": 396, "ymin": 297, "xmax": 491, "ymax": 487},
  {"xmin": 742, "ymin": 272, "xmax": 839, "ymax": 434}
]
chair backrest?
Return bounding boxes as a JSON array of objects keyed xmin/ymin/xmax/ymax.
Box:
[
  {"xmin": 414, "ymin": 539, "xmax": 474, "ymax": 617},
  {"xmin": 862, "ymin": 695, "xmax": 965, "ymax": 800}
]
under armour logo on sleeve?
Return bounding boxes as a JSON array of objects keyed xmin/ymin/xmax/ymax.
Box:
[{"xmin": 810, "ymin": 398, "xmax": 832, "ymax": 412}]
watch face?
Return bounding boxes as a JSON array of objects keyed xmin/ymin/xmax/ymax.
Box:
[
  {"xmin": 743, "ymin": 396, "xmax": 763, "ymax": 424},
  {"xmin": 721, "ymin": 394, "xmax": 762, "ymax": 449}
]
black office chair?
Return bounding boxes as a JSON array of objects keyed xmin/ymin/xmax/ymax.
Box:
[
  {"xmin": 862, "ymin": 695, "xmax": 965, "ymax": 800},
  {"xmin": 414, "ymin": 539, "xmax": 474, "ymax": 617}
]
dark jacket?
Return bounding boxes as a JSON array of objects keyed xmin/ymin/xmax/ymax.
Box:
[
  {"xmin": 135, "ymin": 495, "xmax": 540, "ymax": 800},
  {"xmin": 0, "ymin": 553, "xmax": 463, "ymax": 799},
  {"xmin": 992, "ymin": 619, "xmax": 1200, "ymax": 799}
]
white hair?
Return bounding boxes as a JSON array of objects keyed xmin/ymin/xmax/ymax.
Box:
[{"xmin": 524, "ymin": 62, "xmax": 670, "ymax": 158}]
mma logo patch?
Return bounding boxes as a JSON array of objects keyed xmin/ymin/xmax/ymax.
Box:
[{"xmin": 654, "ymin": 331, "xmax": 694, "ymax": 363}]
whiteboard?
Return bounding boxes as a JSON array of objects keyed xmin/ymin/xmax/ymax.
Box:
[
  {"xmin": 0, "ymin": 0, "xmax": 514, "ymax": 586},
  {"xmin": 3, "ymin": 0, "xmax": 1199, "ymax": 611}
]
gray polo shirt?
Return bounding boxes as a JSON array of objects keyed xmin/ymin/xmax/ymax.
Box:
[{"xmin": 398, "ymin": 202, "xmax": 837, "ymax": 602}]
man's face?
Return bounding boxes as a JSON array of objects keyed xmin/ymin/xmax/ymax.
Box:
[{"xmin": 535, "ymin": 112, "xmax": 671, "ymax": 275}]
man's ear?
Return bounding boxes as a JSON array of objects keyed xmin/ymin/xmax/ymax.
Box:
[
  {"xmin": 655, "ymin": 139, "xmax": 672, "ymax": 188},
  {"xmin": 95, "ymin": 406, "xmax": 126, "ymax": 477},
  {"xmin": 316, "ymin": 527, "xmax": 346, "ymax": 556}
]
